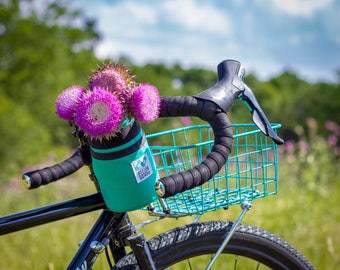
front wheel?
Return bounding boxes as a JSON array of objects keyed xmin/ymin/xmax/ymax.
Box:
[{"xmin": 114, "ymin": 221, "xmax": 315, "ymax": 269}]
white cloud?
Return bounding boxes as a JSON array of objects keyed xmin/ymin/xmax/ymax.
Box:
[
  {"xmin": 272, "ymin": 0, "xmax": 333, "ymax": 17},
  {"xmin": 91, "ymin": 1, "xmax": 164, "ymax": 60},
  {"xmin": 73, "ymin": 0, "xmax": 339, "ymax": 82},
  {"xmin": 96, "ymin": 2, "xmax": 157, "ymax": 37},
  {"xmin": 161, "ymin": 0, "xmax": 232, "ymax": 35},
  {"xmin": 93, "ymin": 0, "xmax": 235, "ymax": 68}
]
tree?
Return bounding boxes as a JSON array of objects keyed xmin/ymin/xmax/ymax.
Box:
[{"xmin": 0, "ymin": 0, "xmax": 100, "ymax": 177}]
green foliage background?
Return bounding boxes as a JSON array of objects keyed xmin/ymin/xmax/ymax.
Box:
[
  {"xmin": 0, "ymin": 1, "xmax": 339, "ymax": 269},
  {"xmin": 1, "ymin": 0, "xmax": 339, "ymax": 178}
]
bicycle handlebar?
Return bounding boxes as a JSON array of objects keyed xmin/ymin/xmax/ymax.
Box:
[
  {"xmin": 22, "ymin": 150, "xmax": 84, "ymax": 189},
  {"xmin": 155, "ymin": 96, "xmax": 233, "ymax": 197},
  {"xmin": 22, "ymin": 60, "xmax": 284, "ymax": 198}
]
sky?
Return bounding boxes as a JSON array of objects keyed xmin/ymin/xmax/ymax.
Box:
[{"xmin": 72, "ymin": 0, "xmax": 340, "ymax": 83}]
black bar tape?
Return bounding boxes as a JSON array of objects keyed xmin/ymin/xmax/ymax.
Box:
[
  {"xmin": 157, "ymin": 96, "xmax": 233, "ymax": 198},
  {"xmin": 23, "ymin": 150, "xmax": 84, "ymax": 189}
]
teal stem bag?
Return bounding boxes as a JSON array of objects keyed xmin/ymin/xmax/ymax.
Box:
[{"xmin": 90, "ymin": 120, "xmax": 158, "ymax": 212}]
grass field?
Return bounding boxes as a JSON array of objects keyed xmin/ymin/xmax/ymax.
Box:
[{"xmin": 1, "ymin": 121, "xmax": 339, "ymax": 269}]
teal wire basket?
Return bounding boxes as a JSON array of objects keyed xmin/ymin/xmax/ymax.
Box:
[{"xmin": 144, "ymin": 124, "xmax": 281, "ymax": 216}]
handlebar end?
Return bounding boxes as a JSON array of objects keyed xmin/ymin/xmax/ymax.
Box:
[
  {"xmin": 155, "ymin": 180, "xmax": 166, "ymax": 197},
  {"xmin": 22, "ymin": 174, "xmax": 32, "ymax": 189}
]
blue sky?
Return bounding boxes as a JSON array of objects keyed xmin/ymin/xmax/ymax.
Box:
[{"xmin": 72, "ymin": 0, "xmax": 340, "ymax": 82}]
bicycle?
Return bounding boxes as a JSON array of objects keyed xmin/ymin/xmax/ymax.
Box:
[{"xmin": 0, "ymin": 60, "xmax": 316, "ymax": 269}]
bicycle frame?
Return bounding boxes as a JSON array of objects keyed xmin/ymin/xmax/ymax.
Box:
[
  {"xmin": 0, "ymin": 193, "xmax": 104, "ymax": 235},
  {"xmin": 0, "ymin": 192, "xmax": 156, "ymax": 269}
]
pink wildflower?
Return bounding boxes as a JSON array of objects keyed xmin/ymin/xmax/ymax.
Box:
[
  {"xmin": 298, "ymin": 140, "xmax": 309, "ymax": 152},
  {"xmin": 325, "ymin": 120, "xmax": 340, "ymax": 135},
  {"xmin": 56, "ymin": 86, "xmax": 85, "ymax": 121},
  {"xmin": 284, "ymin": 140, "xmax": 295, "ymax": 152},
  {"xmin": 75, "ymin": 87, "xmax": 123, "ymax": 138},
  {"xmin": 181, "ymin": 117, "xmax": 191, "ymax": 126},
  {"xmin": 325, "ymin": 120, "xmax": 337, "ymax": 132},
  {"xmin": 328, "ymin": 135, "xmax": 338, "ymax": 146},
  {"xmin": 130, "ymin": 84, "xmax": 161, "ymax": 123}
]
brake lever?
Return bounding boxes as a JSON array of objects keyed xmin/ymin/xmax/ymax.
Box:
[
  {"xmin": 195, "ymin": 60, "xmax": 284, "ymax": 145},
  {"xmin": 238, "ymin": 81, "xmax": 284, "ymax": 145}
]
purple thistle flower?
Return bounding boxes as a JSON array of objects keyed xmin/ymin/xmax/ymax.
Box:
[
  {"xmin": 90, "ymin": 68, "xmax": 128, "ymax": 94},
  {"xmin": 88, "ymin": 64, "xmax": 136, "ymax": 107},
  {"xmin": 130, "ymin": 84, "xmax": 161, "ymax": 123},
  {"xmin": 56, "ymin": 86, "xmax": 85, "ymax": 121},
  {"xmin": 75, "ymin": 87, "xmax": 123, "ymax": 138}
]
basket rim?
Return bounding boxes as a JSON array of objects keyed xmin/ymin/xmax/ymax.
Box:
[
  {"xmin": 146, "ymin": 123, "xmax": 281, "ymax": 139},
  {"xmin": 146, "ymin": 123, "xmax": 282, "ymax": 151}
]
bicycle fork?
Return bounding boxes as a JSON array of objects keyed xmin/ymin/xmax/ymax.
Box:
[
  {"xmin": 67, "ymin": 210, "xmax": 156, "ymax": 270},
  {"xmin": 111, "ymin": 213, "xmax": 157, "ymax": 269}
]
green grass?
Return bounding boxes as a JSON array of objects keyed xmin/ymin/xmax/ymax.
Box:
[{"xmin": 1, "ymin": 128, "xmax": 339, "ymax": 269}]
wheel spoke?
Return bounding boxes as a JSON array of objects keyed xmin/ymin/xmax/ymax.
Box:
[
  {"xmin": 187, "ymin": 258, "xmax": 193, "ymax": 270},
  {"xmin": 234, "ymin": 255, "xmax": 238, "ymax": 269}
]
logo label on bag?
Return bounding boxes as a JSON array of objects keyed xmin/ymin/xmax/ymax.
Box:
[{"xmin": 131, "ymin": 153, "xmax": 153, "ymax": 183}]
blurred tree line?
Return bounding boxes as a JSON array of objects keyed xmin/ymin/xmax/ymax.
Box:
[{"xmin": 0, "ymin": 0, "xmax": 339, "ymax": 179}]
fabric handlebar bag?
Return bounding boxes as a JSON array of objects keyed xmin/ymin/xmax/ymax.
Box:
[{"xmin": 90, "ymin": 120, "xmax": 158, "ymax": 212}]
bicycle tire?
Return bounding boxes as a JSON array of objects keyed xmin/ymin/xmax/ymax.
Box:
[{"xmin": 113, "ymin": 221, "xmax": 315, "ymax": 269}]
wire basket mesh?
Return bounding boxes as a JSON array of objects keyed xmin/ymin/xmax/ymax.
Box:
[{"xmin": 144, "ymin": 124, "xmax": 280, "ymax": 216}]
